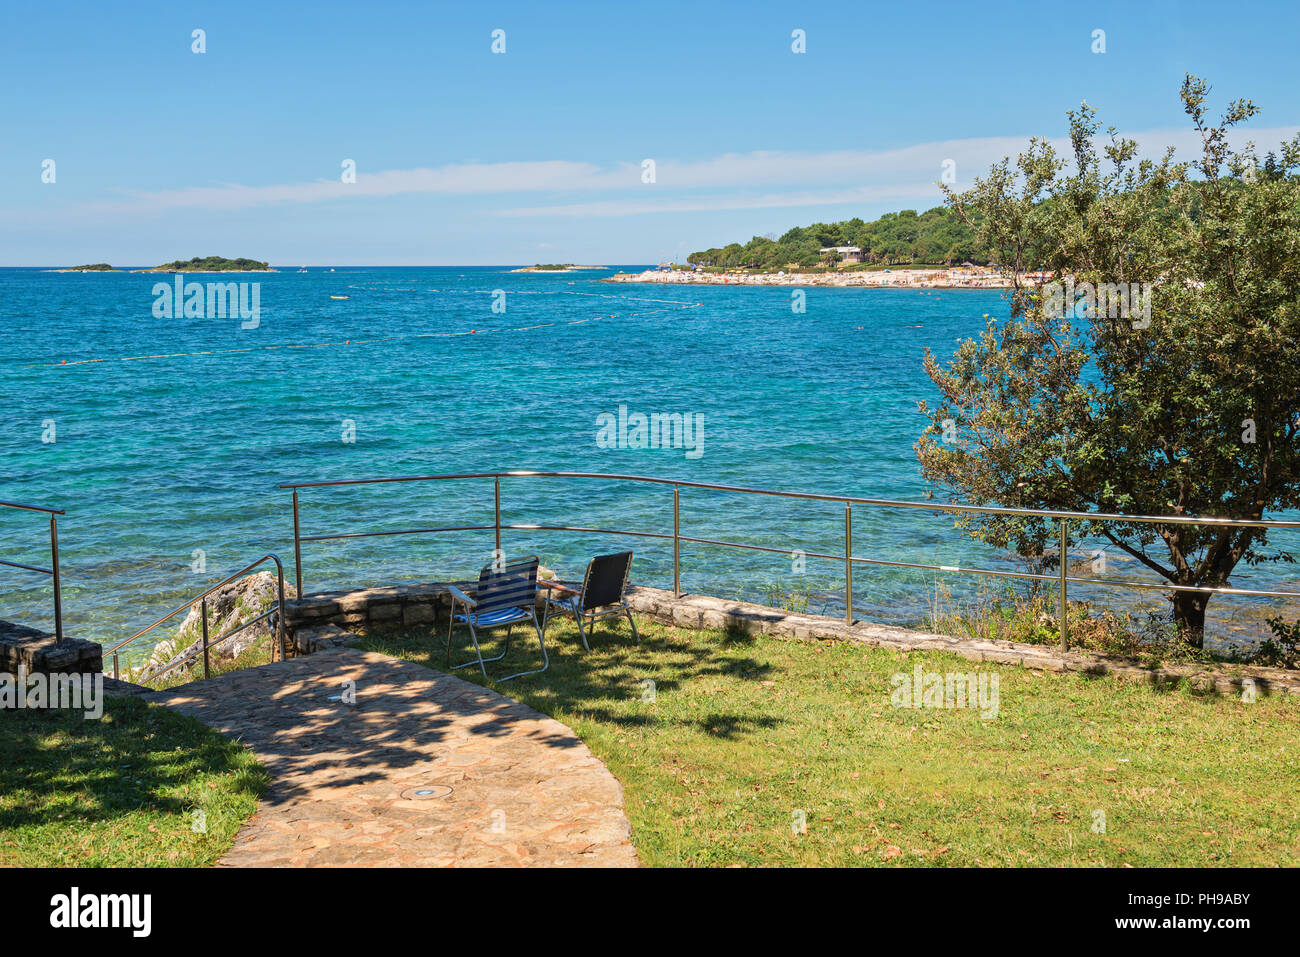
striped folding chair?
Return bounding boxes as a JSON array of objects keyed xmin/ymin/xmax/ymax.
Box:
[
  {"xmin": 542, "ymin": 551, "xmax": 639, "ymax": 652},
  {"xmin": 445, "ymin": 554, "xmax": 548, "ymax": 681}
]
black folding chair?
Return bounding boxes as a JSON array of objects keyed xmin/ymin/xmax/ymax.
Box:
[
  {"xmin": 445, "ymin": 555, "xmax": 548, "ymax": 681},
  {"xmin": 542, "ymin": 551, "xmax": 639, "ymax": 651}
]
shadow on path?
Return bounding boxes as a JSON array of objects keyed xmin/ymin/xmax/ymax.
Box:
[{"xmin": 143, "ymin": 647, "xmax": 637, "ymax": 867}]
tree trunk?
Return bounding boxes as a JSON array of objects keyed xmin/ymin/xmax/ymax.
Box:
[{"xmin": 1171, "ymin": 589, "xmax": 1208, "ymax": 648}]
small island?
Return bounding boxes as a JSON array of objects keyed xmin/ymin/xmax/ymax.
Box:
[
  {"xmin": 134, "ymin": 256, "xmax": 276, "ymax": 273},
  {"xmin": 510, "ymin": 263, "xmax": 604, "ymax": 273},
  {"xmin": 49, "ymin": 263, "xmax": 120, "ymax": 272}
]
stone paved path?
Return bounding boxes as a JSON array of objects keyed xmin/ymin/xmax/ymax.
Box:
[{"xmin": 143, "ymin": 647, "xmax": 637, "ymax": 867}]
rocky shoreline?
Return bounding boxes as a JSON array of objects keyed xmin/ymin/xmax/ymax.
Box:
[
  {"xmin": 604, "ymin": 266, "xmax": 1017, "ymax": 290},
  {"xmin": 510, "ymin": 264, "xmax": 605, "ymax": 273}
]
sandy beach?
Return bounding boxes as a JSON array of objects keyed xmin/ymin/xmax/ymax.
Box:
[{"xmin": 604, "ymin": 266, "xmax": 1017, "ymax": 290}]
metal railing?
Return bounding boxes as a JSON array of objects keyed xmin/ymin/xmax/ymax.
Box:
[
  {"xmin": 1, "ymin": 500, "xmax": 64, "ymax": 642},
  {"xmin": 105, "ymin": 554, "xmax": 287, "ymax": 682},
  {"xmin": 280, "ymin": 471, "xmax": 1300, "ymax": 651}
]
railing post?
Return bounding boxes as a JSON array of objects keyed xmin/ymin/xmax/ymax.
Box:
[
  {"xmin": 292, "ymin": 488, "xmax": 303, "ymax": 598},
  {"xmin": 113, "ymin": 652, "xmax": 119, "ymax": 681},
  {"xmin": 844, "ymin": 502, "xmax": 853, "ymax": 625},
  {"xmin": 1058, "ymin": 517, "xmax": 1068, "ymax": 652},
  {"xmin": 276, "ymin": 561, "xmax": 287, "ymax": 663},
  {"xmin": 49, "ymin": 515, "xmax": 63, "ymax": 645},
  {"xmin": 201, "ymin": 597, "xmax": 211, "ymax": 680},
  {"xmin": 494, "ymin": 477, "xmax": 501, "ymax": 553},
  {"xmin": 673, "ymin": 485, "xmax": 680, "ymax": 597}
]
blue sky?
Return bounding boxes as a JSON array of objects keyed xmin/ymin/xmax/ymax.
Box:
[{"xmin": 3, "ymin": 0, "xmax": 1298, "ymax": 266}]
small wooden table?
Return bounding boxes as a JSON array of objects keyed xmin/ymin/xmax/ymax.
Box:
[{"xmin": 538, "ymin": 579, "xmax": 584, "ymax": 644}]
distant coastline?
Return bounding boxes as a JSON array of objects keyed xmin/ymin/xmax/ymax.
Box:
[{"xmin": 603, "ymin": 266, "xmax": 1017, "ymax": 290}]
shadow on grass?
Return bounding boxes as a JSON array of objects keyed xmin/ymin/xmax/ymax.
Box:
[
  {"xmin": 695, "ymin": 713, "xmax": 781, "ymax": 740},
  {"xmin": 111, "ymin": 610, "xmax": 783, "ymax": 822},
  {"xmin": 360, "ymin": 614, "xmax": 784, "ymax": 740},
  {"xmin": 0, "ymin": 695, "xmax": 264, "ymax": 832}
]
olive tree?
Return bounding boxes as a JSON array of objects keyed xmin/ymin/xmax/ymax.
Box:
[{"xmin": 917, "ymin": 76, "xmax": 1300, "ymax": 645}]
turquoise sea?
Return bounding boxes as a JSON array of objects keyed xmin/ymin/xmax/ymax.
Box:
[{"xmin": 1, "ymin": 266, "xmax": 1293, "ymax": 659}]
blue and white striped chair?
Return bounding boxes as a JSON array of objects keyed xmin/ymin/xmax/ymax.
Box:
[{"xmin": 445, "ymin": 554, "xmax": 548, "ymax": 681}]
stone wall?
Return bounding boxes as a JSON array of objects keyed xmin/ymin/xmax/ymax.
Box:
[
  {"xmin": 0, "ymin": 619, "xmax": 102, "ymax": 675},
  {"xmin": 622, "ymin": 586, "xmax": 1300, "ymax": 699},
  {"xmin": 284, "ymin": 581, "xmax": 480, "ymax": 654}
]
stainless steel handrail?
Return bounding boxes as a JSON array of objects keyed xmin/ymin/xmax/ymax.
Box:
[
  {"xmin": 134, "ymin": 606, "xmax": 282, "ymax": 684},
  {"xmin": 107, "ymin": 554, "xmax": 287, "ymax": 682},
  {"xmin": 1, "ymin": 500, "xmax": 64, "ymax": 643},
  {"xmin": 280, "ymin": 471, "xmax": 1300, "ymax": 652},
  {"xmin": 281, "ymin": 471, "xmax": 1300, "ymax": 529}
]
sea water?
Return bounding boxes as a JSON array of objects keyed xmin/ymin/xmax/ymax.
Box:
[{"xmin": 0, "ymin": 266, "xmax": 1291, "ymax": 657}]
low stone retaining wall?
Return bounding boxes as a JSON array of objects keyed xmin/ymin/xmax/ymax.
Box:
[
  {"xmin": 0, "ymin": 619, "xmax": 102, "ymax": 675},
  {"xmin": 282, "ymin": 581, "xmax": 1300, "ymax": 699},
  {"xmin": 624, "ymin": 586, "xmax": 1300, "ymax": 698},
  {"xmin": 283, "ymin": 581, "xmax": 488, "ymax": 654}
]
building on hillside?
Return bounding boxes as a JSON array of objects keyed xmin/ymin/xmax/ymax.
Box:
[{"xmin": 820, "ymin": 245, "xmax": 863, "ymax": 264}]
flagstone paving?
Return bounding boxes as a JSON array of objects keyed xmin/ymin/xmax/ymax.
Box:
[{"xmin": 142, "ymin": 647, "xmax": 637, "ymax": 867}]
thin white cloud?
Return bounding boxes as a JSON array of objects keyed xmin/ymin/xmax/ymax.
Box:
[
  {"xmin": 79, "ymin": 160, "xmax": 609, "ymax": 214},
  {"xmin": 29, "ymin": 124, "xmax": 1300, "ymax": 221},
  {"xmin": 496, "ymin": 126, "xmax": 1300, "ymax": 217},
  {"xmin": 493, "ymin": 184, "xmax": 947, "ymax": 218},
  {"xmin": 83, "ymin": 138, "xmax": 1024, "ymax": 215}
]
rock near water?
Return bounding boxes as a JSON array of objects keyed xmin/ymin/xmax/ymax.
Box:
[{"xmin": 137, "ymin": 572, "xmax": 294, "ymax": 682}]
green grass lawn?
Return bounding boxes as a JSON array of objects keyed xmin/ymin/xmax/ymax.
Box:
[
  {"xmin": 0, "ymin": 695, "xmax": 266, "ymax": 867},
  {"xmin": 360, "ymin": 616, "xmax": 1300, "ymax": 867}
]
